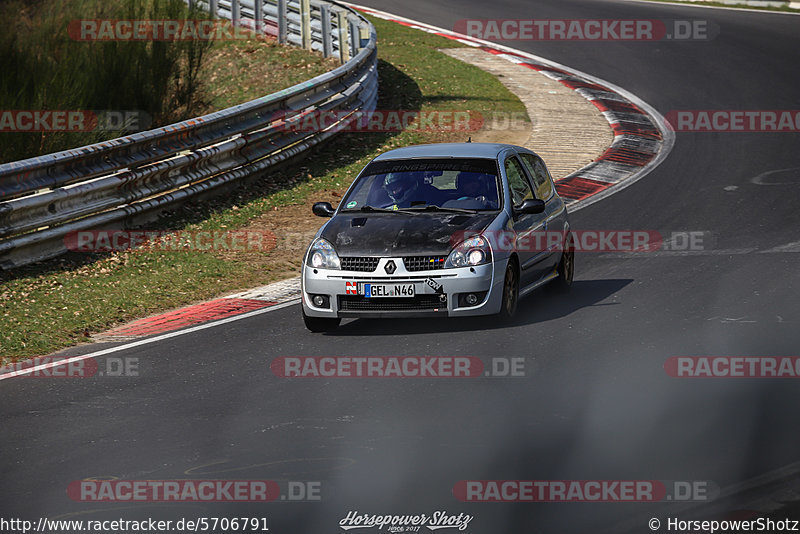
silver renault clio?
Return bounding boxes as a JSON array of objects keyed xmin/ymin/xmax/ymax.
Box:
[{"xmin": 301, "ymin": 143, "xmax": 574, "ymax": 332}]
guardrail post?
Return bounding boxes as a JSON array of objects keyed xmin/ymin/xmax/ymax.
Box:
[
  {"xmin": 231, "ymin": 0, "xmax": 240, "ymax": 27},
  {"xmin": 337, "ymin": 10, "xmax": 349, "ymax": 63},
  {"xmin": 348, "ymin": 16, "xmax": 359, "ymax": 56},
  {"xmin": 278, "ymin": 0, "xmax": 288, "ymax": 44},
  {"xmin": 300, "ymin": 0, "xmax": 311, "ymax": 50},
  {"xmin": 254, "ymin": 0, "xmax": 263, "ymax": 34},
  {"xmin": 320, "ymin": 4, "xmax": 332, "ymax": 58}
]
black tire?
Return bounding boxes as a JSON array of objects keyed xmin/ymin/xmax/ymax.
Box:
[
  {"xmin": 302, "ymin": 309, "xmax": 341, "ymax": 332},
  {"xmin": 554, "ymin": 232, "xmax": 575, "ymax": 292},
  {"xmin": 498, "ymin": 258, "xmax": 519, "ymax": 321}
]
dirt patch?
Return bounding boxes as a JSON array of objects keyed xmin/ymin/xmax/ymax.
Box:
[{"xmin": 211, "ymin": 187, "xmax": 351, "ymax": 286}]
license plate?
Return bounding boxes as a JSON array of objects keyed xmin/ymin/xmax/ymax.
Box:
[{"xmin": 360, "ymin": 283, "xmax": 415, "ymax": 298}]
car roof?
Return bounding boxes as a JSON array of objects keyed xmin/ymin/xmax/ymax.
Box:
[{"xmin": 372, "ymin": 142, "xmax": 534, "ymax": 161}]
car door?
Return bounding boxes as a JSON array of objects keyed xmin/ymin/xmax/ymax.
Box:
[
  {"xmin": 519, "ymin": 152, "xmax": 566, "ymax": 273},
  {"xmin": 503, "ymin": 154, "xmax": 551, "ymax": 287}
]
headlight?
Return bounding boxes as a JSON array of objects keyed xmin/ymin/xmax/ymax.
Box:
[
  {"xmin": 445, "ymin": 235, "xmax": 492, "ymax": 268},
  {"xmin": 307, "ymin": 238, "xmax": 341, "ymax": 269}
]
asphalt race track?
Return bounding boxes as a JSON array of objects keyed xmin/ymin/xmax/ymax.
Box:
[{"xmin": 2, "ymin": 1, "xmax": 800, "ymax": 532}]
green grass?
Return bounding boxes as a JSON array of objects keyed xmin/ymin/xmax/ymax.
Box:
[
  {"xmin": 198, "ymin": 33, "xmax": 340, "ymax": 113},
  {"xmin": 0, "ymin": 0, "xmax": 340, "ymax": 164},
  {"xmin": 0, "ymin": 0, "xmax": 212, "ymax": 164},
  {"xmin": 0, "ymin": 15, "xmax": 529, "ymax": 363}
]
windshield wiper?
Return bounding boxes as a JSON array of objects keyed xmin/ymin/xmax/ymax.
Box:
[
  {"xmin": 406, "ymin": 204, "xmax": 479, "ymax": 214},
  {"xmin": 349, "ymin": 205, "xmax": 419, "ymax": 214}
]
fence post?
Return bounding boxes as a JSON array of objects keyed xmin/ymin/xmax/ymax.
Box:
[
  {"xmin": 254, "ymin": 0, "xmax": 263, "ymax": 34},
  {"xmin": 231, "ymin": 0, "xmax": 240, "ymax": 27},
  {"xmin": 320, "ymin": 4, "xmax": 332, "ymax": 58},
  {"xmin": 300, "ymin": 0, "xmax": 311, "ymax": 50},
  {"xmin": 278, "ymin": 0, "xmax": 288, "ymax": 44},
  {"xmin": 337, "ymin": 10, "xmax": 349, "ymax": 63},
  {"xmin": 348, "ymin": 16, "xmax": 359, "ymax": 57}
]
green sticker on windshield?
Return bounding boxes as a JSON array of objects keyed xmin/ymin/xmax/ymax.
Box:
[{"xmin": 346, "ymin": 201, "xmax": 357, "ymax": 208}]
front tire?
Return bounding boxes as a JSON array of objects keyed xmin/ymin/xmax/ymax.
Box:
[
  {"xmin": 303, "ymin": 309, "xmax": 341, "ymax": 332},
  {"xmin": 498, "ymin": 258, "xmax": 519, "ymax": 321},
  {"xmin": 554, "ymin": 232, "xmax": 575, "ymax": 292}
]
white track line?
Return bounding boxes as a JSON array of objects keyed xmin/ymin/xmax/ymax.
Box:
[
  {"xmin": 0, "ymin": 299, "xmax": 299, "ymax": 381},
  {"xmin": 615, "ymin": 0, "xmax": 800, "ymax": 15}
]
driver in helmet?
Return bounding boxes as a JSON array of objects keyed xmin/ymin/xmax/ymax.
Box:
[{"xmin": 383, "ymin": 173, "xmax": 420, "ymax": 208}]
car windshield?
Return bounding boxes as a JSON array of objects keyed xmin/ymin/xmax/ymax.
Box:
[{"xmin": 340, "ymin": 158, "xmax": 501, "ymax": 211}]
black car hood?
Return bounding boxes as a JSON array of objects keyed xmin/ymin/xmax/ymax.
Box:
[{"xmin": 320, "ymin": 212, "xmax": 498, "ymax": 256}]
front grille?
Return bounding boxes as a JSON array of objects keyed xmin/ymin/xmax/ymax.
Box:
[
  {"xmin": 403, "ymin": 255, "xmax": 447, "ymax": 272},
  {"xmin": 338, "ymin": 295, "xmax": 447, "ymax": 312},
  {"xmin": 340, "ymin": 257, "xmax": 380, "ymax": 272}
]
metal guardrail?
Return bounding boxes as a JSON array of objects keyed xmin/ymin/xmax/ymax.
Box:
[{"xmin": 0, "ymin": 0, "xmax": 377, "ymax": 269}]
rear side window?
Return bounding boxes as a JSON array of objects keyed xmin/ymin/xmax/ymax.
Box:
[
  {"xmin": 520, "ymin": 153, "xmax": 554, "ymax": 200},
  {"xmin": 505, "ymin": 156, "xmax": 533, "ymax": 207}
]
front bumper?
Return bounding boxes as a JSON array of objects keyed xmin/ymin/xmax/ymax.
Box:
[{"xmin": 301, "ymin": 257, "xmax": 504, "ymax": 318}]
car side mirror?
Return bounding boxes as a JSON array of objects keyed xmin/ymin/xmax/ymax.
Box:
[
  {"xmin": 312, "ymin": 202, "xmax": 336, "ymax": 217},
  {"xmin": 516, "ymin": 199, "xmax": 545, "ymax": 215}
]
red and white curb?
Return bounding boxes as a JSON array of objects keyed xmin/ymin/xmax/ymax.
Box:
[
  {"xmin": 0, "ymin": 279, "xmax": 301, "ymax": 379},
  {"xmin": 94, "ymin": 278, "xmax": 302, "ymax": 341},
  {"xmin": 347, "ymin": 2, "xmax": 675, "ymax": 212}
]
